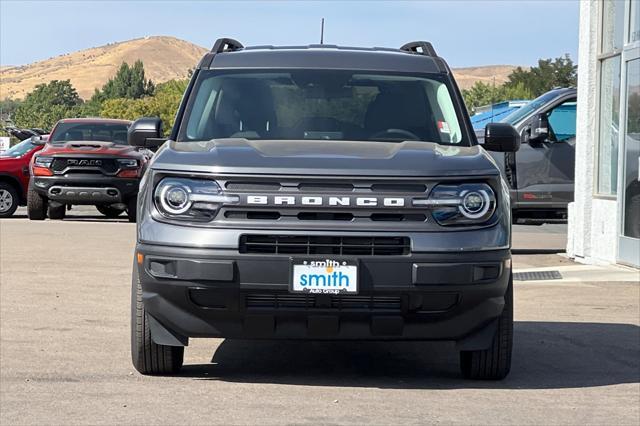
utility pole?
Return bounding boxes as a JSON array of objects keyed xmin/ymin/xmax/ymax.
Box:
[{"xmin": 320, "ymin": 18, "xmax": 325, "ymax": 44}]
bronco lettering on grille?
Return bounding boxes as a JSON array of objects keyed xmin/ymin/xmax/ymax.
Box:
[{"xmin": 244, "ymin": 195, "xmax": 406, "ymax": 207}]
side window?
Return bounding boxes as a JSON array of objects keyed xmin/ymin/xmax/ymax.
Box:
[{"xmin": 546, "ymin": 100, "xmax": 577, "ymax": 142}]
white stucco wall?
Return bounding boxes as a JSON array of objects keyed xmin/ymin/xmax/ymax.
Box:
[{"xmin": 568, "ymin": 0, "xmax": 620, "ymax": 265}]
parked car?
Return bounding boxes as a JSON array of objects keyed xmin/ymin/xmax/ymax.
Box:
[
  {"xmin": 0, "ymin": 131, "xmax": 47, "ymax": 218},
  {"xmin": 28, "ymin": 118, "xmax": 153, "ymax": 221},
  {"xmin": 477, "ymin": 88, "xmax": 577, "ymax": 223},
  {"xmin": 129, "ymin": 38, "xmax": 520, "ymax": 380}
]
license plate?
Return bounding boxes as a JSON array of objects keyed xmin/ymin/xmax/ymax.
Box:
[{"xmin": 291, "ymin": 259, "xmax": 358, "ymax": 294}]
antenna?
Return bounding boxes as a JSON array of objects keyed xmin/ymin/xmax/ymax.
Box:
[{"xmin": 320, "ymin": 18, "xmax": 325, "ymax": 44}]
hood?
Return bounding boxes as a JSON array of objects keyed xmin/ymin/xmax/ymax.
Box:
[
  {"xmin": 150, "ymin": 139, "xmax": 499, "ymax": 177},
  {"xmin": 39, "ymin": 140, "xmax": 139, "ymax": 157}
]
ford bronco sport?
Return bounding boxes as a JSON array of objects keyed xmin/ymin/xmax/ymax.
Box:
[
  {"xmin": 129, "ymin": 38, "xmax": 520, "ymax": 379},
  {"xmin": 28, "ymin": 118, "xmax": 151, "ymax": 221}
]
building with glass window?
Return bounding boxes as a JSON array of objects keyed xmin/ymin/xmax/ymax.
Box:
[{"xmin": 568, "ymin": 0, "xmax": 639, "ymax": 267}]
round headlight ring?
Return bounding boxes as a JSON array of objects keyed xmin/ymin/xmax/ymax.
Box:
[
  {"xmin": 159, "ymin": 183, "xmax": 192, "ymax": 215},
  {"xmin": 458, "ymin": 189, "xmax": 491, "ymax": 219}
]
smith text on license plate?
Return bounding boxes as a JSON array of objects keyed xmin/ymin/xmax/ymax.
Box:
[{"xmin": 291, "ymin": 259, "xmax": 358, "ymax": 294}]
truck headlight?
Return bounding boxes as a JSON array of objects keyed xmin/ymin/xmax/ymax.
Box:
[
  {"xmin": 413, "ymin": 183, "xmax": 496, "ymax": 225},
  {"xmin": 117, "ymin": 158, "xmax": 138, "ymax": 168},
  {"xmin": 154, "ymin": 177, "xmax": 239, "ymax": 221},
  {"xmin": 34, "ymin": 156, "xmax": 53, "ymax": 168}
]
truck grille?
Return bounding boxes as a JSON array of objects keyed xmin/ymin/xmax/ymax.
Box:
[
  {"xmin": 239, "ymin": 235, "xmax": 410, "ymax": 255},
  {"xmin": 50, "ymin": 158, "xmax": 119, "ymax": 174},
  {"xmin": 245, "ymin": 293, "xmax": 403, "ymax": 311},
  {"xmin": 206, "ymin": 176, "xmax": 441, "ymax": 231}
]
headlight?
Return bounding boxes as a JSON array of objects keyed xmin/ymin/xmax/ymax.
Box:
[
  {"xmin": 34, "ymin": 156, "xmax": 53, "ymax": 168},
  {"xmin": 117, "ymin": 158, "xmax": 138, "ymax": 168},
  {"xmin": 154, "ymin": 177, "xmax": 239, "ymax": 222},
  {"xmin": 413, "ymin": 183, "xmax": 496, "ymax": 225}
]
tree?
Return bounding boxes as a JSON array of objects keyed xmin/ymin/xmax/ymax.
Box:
[
  {"xmin": 91, "ymin": 60, "xmax": 154, "ymax": 104},
  {"xmin": 0, "ymin": 98, "xmax": 23, "ymax": 123},
  {"xmin": 100, "ymin": 79, "xmax": 188, "ymax": 136},
  {"xmin": 463, "ymin": 80, "xmax": 535, "ymax": 114},
  {"xmin": 504, "ymin": 54, "xmax": 577, "ymax": 97},
  {"xmin": 13, "ymin": 80, "xmax": 83, "ymax": 129}
]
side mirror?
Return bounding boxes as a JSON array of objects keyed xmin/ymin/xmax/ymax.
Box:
[
  {"xmin": 128, "ymin": 117, "xmax": 166, "ymax": 150},
  {"xmin": 31, "ymin": 135, "xmax": 47, "ymax": 146},
  {"xmin": 531, "ymin": 113, "xmax": 549, "ymax": 141},
  {"xmin": 482, "ymin": 122, "xmax": 521, "ymax": 152}
]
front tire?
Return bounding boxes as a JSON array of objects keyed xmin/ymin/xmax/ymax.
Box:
[
  {"xmin": 48, "ymin": 204, "xmax": 66, "ymax": 220},
  {"xmin": 0, "ymin": 182, "xmax": 19, "ymax": 218},
  {"xmin": 27, "ymin": 182, "xmax": 47, "ymax": 220},
  {"xmin": 459, "ymin": 273, "xmax": 513, "ymax": 380},
  {"xmin": 131, "ymin": 263, "xmax": 184, "ymax": 375},
  {"xmin": 96, "ymin": 205, "xmax": 124, "ymax": 218}
]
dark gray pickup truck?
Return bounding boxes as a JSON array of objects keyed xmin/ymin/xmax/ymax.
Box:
[
  {"xmin": 127, "ymin": 38, "xmax": 520, "ymax": 380},
  {"xmin": 477, "ymin": 88, "xmax": 577, "ymax": 223}
]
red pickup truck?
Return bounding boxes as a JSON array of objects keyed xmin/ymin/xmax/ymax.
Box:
[
  {"xmin": 28, "ymin": 118, "xmax": 153, "ymax": 221},
  {"xmin": 0, "ymin": 130, "xmax": 47, "ymax": 218}
]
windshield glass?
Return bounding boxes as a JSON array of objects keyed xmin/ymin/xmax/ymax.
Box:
[
  {"xmin": 1, "ymin": 138, "xmax": 37, "ymax": 157},
  {"xmin": 50, "ymin": 122, "xmax": 130, "ymax": 144},
  {"xmin": 500, "ymin": 91, "xmax": 563, "ymax": 125},
  {"xmin": 179, "ymin": 69, "xmax": 465, "ymax": 145}
]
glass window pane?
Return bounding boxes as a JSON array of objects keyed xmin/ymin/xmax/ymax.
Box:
[
  {"xmin": 597, "ymin": 56, "xmax": 622, "ymax": 195},
  {"xmin": 602, "ymin": 0, "xmax": 625, "ymax": 52},
  {"xmin": 547, "ymin": 101, "xmax": 577, "ymax": 142},
  {"xmin": 622, "ymin": 59, "xmax": 640, "ymax": 238},
  {"xmin": 631, "ymin": 0, "xmax": 640, "ymax": 43}
]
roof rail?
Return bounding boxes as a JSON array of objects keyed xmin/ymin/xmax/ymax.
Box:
[
  {"xmin": 400, "ymin": 41, "xmax": 437, "ymax": 57},
  {"xmin": 211, "ymin": 38, "xmax": 244, "ymax": 54}
]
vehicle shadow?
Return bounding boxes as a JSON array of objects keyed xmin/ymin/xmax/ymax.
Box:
[{"xmin": 179, "ymin": 321, "xmax": 640, "ymax": 390}]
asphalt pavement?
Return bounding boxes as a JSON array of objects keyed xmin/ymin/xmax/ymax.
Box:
[{"xmin": 1, "ymin": 207, "xmax": 638, "ymax": 425}]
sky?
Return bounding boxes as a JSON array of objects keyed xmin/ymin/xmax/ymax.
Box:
[{"xmin": 0, "ymin": 0, "xmax": 579, "ymax": 68}]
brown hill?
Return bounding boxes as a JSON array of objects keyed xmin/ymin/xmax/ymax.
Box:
[
  {"xmin": 0, "ymin": 36, "xmax": 207, "ymax": 100},
  {"xmin": 452, "ymin": 65, "xmax": 522, "ymax": 90},
  {"xmin": 0, "ymin": 36, "xmax": 520, "ymax": 99}
]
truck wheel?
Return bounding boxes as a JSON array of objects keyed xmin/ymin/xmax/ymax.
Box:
[
  {"xmin": 0, "ymin": 182, "xmax": 19, "ymax": 218},
  {"xmin": 96, "ymin": 205, "xmax": 123, "ymax": 218},
  {"xmin": 27, "ymin": 183, "xmax": 47, "ymax": 221},
  {"xmin": 127, "ymin": 197, "xmax": 137, "ymax": 223},
  {"xmin": 131, "ymin": 263, "xmax": 184, "ymax": 375},
  {"xmin": 48, "ymin": 204, "xmax": 66, "ymax": 220},
  {"xmin": 459, "ymin": 273, "xmax": 513, "ymax": 380}
]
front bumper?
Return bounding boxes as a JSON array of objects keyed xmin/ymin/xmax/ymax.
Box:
[
  {"xmin": 33, "ymin": 175, "xmax": 139, "ymax": 204},
  {"xmin": 136, "ymin": 243, "xmax": 511, "ymax": 347}
]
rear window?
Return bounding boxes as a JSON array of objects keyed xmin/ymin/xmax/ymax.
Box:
[
  {"xmin": 179, "ymin": 69, "xmax": 466, "ymax": 145},
  {"xmin": 50, "ymin": 122, "xmax": 130, "ymax": 145}
]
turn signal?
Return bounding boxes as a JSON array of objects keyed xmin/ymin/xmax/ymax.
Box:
[
  {"xmin": 32, "ymin": 166, "xmax": 53, "ymax": 176},
  {"xmin": 117, "ymin": 169, "xmax": 139, "ymax": 178}
]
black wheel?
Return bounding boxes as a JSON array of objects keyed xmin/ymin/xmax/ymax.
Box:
[
  {"xmin": 48, "ymin": 204, "xmax": 66, "ymax": 220},
  {"xmin": 131, "ymin": 262, "xmax": 184, "ymax": 375},
  {"xmin": 27, "ymin": 182, "xmax": 47, "ymax": 220},
  {"xmin": 96, "ymin": 205, "xmax": 124, "ymax": 218},
  {"xmin": 127, "ymin": 197, "xmax": 137, "ymax": 223},
  {"xmin": 460, "ymin": 273, "xmax": 513, "ymax": 380},
  {"xmin": 0, "ymin": 182, "xmax": 19, "ymax": 218}
]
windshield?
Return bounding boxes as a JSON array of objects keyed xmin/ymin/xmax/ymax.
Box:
[
  {"xmin": 1, "ymin": 138, "xmax": 37, "ymax": 157},
  {"xmin": 50, "ymin": 122, "xmax": 130, "ymax": 144},
  {"xmin": 500, "ymin": 91, "xmax": 564, "ymax": 125},
  {"xmin": 179, "ymin": 69, "xmax": 465, "ymax": 145}
]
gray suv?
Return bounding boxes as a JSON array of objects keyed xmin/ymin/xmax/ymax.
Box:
[{"xmin": 128, "ymin": 38, "xmax": 520, "ymax": 379}]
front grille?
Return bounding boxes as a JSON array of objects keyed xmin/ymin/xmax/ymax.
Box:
[
  {"xmin": 239, "ymin": 235, "xmax": 410, "ymax": 255},
  {"xmin": 245, "ymin": 293, "xmax": 403, "ymax": 311},
  {"xmin": 50, "ymin": 158, "xmax": 119, "ymax": 174}
]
